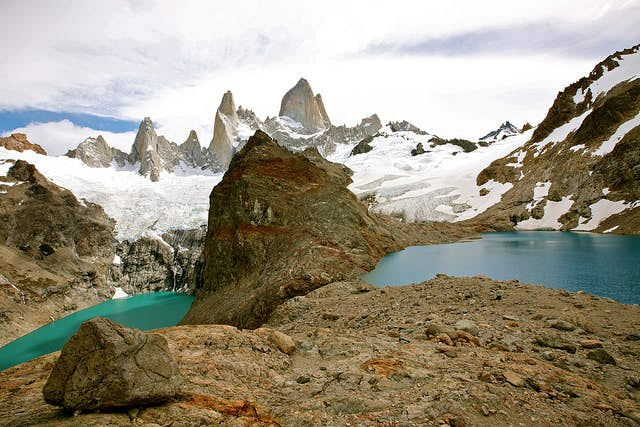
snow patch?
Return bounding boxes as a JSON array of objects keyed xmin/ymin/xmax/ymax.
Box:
[
  {"xmin": 113, "ymin": 254, "xmax": 121, "ymax": 266},
  {"xmin": 587, "ymin": 52, "xmax": 640, "ymax": 101},
  {"xmin": 112, "ymin": 287, "xmax": 129, "ymax": 299},
  {"xmin": 603, "ymin": 225, "xmax": 619, "ymax": 233},
  {"xmin": 573, "ymin": 199, "xmax": 629, "ymax": 231},
  {"xmin": 516, "ymin": 196, "xmax": 574, "ymax": 230},
  {"xmin": 569, "ymin": 144, "xmax": 586, "ymax": 152},
  {"xmin": 526, "ymin": 181, "xmax": 551, "ymax": 210}
]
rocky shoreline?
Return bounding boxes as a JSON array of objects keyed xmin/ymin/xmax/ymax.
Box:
[{"xmin": 1, "ymin": 275, "xmax": 638, "ymax": 426}]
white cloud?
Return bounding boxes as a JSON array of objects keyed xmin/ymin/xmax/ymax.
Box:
[
  {"xmin": 1, "ymin": 0, "xmax": 639, "ymax": 147},
  {"xmin": 2, "ymin": 120, "xmax": 136, "ymax": 156}
]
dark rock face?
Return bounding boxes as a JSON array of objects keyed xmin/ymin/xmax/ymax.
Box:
[
  {"xmin": 389, "ymin": 120, "xmax": 427, "ymax": 134},
  {"xmin": 43, "ymin": 317, "xmax": 182, "ymax": 411},
  {"xmin": 109, "ymin": 227, "xmax": 206, "ymax": 294},
  {"xmin": 182, "ymin": 130, "xmax": 408, "ymax": 328},
  {"xmin": 351, "ymin": 135, "xmax": 375, "ymax": 155},
  {"xmin": 410, "ymin": 143, "xmax": 426, "ymax": 156}
]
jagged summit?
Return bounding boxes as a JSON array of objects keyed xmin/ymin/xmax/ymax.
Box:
[
  {"xmin": 0, "ymin": 133, "xmax": 47, "ymax": 155},
  {"xmin": 209, "ymin": 91, "xmax": 239, "ymax": 170},
  {"xmin": 279, "ymin": 77, "xmax": 330, "ymax": 132},
  {"xmin": 478, "ymin": 121, "xmax": 521, "ymax": 143}
]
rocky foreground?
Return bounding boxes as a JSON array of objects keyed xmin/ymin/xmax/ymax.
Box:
[{"xmin": 1, "ymin": 275, "xmax": 639, "ymax": 426}]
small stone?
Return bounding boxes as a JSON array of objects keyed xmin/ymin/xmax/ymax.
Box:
[
  {"xmin": 535, "ymin": 335, "xmax": 577, "ymax": 353},
  {"xmin": 547, "ymin": 319, "xmax": 576, "ymax": 331},
  {"xmin": 269, "ymin": 330, "xmax": 296, "ymax": 355},
  {"xmin": 503, "ymin": 370, "xmax": 525, "ymax": 387},
  {"xmin": 455, "ymin": 330, "xmax": 479, "ymax": 346},
  {"xmin": 502, "ymin": 315, "xmax": 519, "ymax": 321},
  {"xmin": 436, "ymin": 344, "xmax": 457, "ymax": 357},
  {"xmin": 541, "ymin": 351, "xmax": 556, "ymax": 361},
  {"xmin": 322, "ymin": 312, "xmax": 340, "ymax": 321},
  {"xmin": 587, "ymin": 349, "xmax": 616, "ymax": 365},
  {"xmin": 579, "ymin": 339, "xmax": 603, "ymax": 349},
  {"xmin": 296, "ymin": 376, "xmax": 311, "ymax": 384},
  {"xmin": 481, "ymin": 405, "xmax": 490, "ymax": 416},
  {"xmin": 453, "ymin": 319, "xmax": 479, "ymax": 336},
  {"xmin": 434, "ymin": 333, "xmax": 454, "ymax": 346},
  {"xmin": 128, "ymin": 407, "xmax": 140, "ymax": 420}
]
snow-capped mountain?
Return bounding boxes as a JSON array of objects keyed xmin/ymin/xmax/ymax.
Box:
[
  {"xmin": 478, "ymin": 121, "xmax": 521, "ymax": 143},
  {"xmin": 474, "ymin": 44, "xmax": 640, "ymax": 233}
]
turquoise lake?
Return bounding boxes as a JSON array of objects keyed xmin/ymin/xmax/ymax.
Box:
[
  {"xmin": 363, "ymin": 232, "xmax": 640, "ymax": 305},
  {"xmin": 0, "ymin": 291, "xmax": 194, "ymax": 371}
]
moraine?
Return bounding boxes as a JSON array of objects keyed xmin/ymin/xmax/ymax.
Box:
[{"xmin": 363, "ymin": 231, "xmax": 640, "ymax": 305}]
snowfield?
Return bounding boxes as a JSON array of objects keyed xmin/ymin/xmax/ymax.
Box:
[
  {"xmin": 332, "ymin": 126, "xmax": 534, "ymax": 222},
  {"xmin": 0, "ymin": 147, "xmax": 222, "ymax": 241}
]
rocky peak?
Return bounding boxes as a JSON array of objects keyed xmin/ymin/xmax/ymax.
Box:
[
  {"xmin": 209, "ymin": 91, "xmax": 239, "ymax": 170},
  {"xmin": 279, "ymin": 77, "xmax": 330, "ymax": 132},
  {"xmin": 479, "ymin": 120, "xmax": 521, "ymax": 143},
  {"xmin": 315, "ymin": 93, "xmax": 331, "ymax": 127},
  {"xmin": 219, "ymin": 90, "xmax": 239, "ymax": 127},
  {"xmin": 388, "ymin": 120, "xmax": 427, "ymax": 134},
  {"xmin": 65, "ymin": 135, "xmax": 128, "ymax": 168},
  {"xmin": 129, "ymin": 117, "xmax": 164, "ymax": 181},
  {"xmin": 0, "ymin": 133, "xmax": 47, "ymax": 155}
]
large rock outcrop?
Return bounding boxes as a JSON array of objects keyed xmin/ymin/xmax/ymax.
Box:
[
  {"xmin": 178, "ymin": 130, "xmax": 207, "ymax": 168},
  {"xmin": 65, "ymin": 135, "xmax": 127, "ymax": 167},
  {"xmin": 0, "ymin": 133, "xmax": 47, "ymax": 155},
  {"xmin": 182, "ymin": 130, "xmax": 468, "ymax": 328},
  {"xmin": 209, "ymin": 91, "xmax": 238, "ymax": 170},
  {"xmin": 43, "ymin": 317, "xmax": 182, "ymax": 411},
  {"xmin": 279, "ymin": 78, "xmax": 330, "ymax": 132}
]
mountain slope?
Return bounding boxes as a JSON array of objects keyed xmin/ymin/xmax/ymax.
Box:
[{"xmin": 474, "ymin": 44, "xmax": 640, "ymax": 233}]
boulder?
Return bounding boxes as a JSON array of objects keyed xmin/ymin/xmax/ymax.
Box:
[{"xmin": 43, "ymin": 317, "xmax": 182, "ymax": 411}]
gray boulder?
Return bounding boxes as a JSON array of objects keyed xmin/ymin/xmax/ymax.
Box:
[{"xmin": 43, "ymin": 317, "xmax": 182, "ymax": 411}]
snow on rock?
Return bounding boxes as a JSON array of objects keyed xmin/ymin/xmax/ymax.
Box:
[
  {"xmin": 342, "ymin": 127, "xmax": 533, "ymax": 222},
  {"xmin": 0, "ymin": 147, "xmax": 222, "ymax": 241},
  {"xmin": 112, "ymin": 254, "xmax": 121, "ymax": 266},
  {"xmin": 533, "ymin": 110, "xmax": 591, "ymax": 157},
  {"xmin": 0, "ymin": 159, "xmax": 13, "ymax": 177},
  {"xmin": 516, "ymin": 196, "xmax": 574, "ymax": 230},
  {"xmin": 592, "ymin": 111, "xmax": 640, "ymax": 156},
  {"xmin": 573, "ymin": 199, "xmax": 629, "ymax": 231},
  {"xmin": 112, "ymin": 287, "xmax": 129, "ymax": 299},
  {"xmin": 587, "ymin": 51, "xmax": 640, "ymax": 101},
  {"xmin": 603, "ymin": 225, "xmax": 620, "ymax": 233}
]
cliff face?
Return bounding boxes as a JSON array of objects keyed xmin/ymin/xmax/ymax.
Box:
[
  {"xmin": 182, "ymin": 130, "xmax": 471, "ymax": 328},
  {"xmin": 474, "ymin": 45, "xmax": 640, "ymax": 233}
]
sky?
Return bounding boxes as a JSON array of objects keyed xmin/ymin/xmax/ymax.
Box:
[{"xmin": 1, "ymin": 0, "xmax": 639, "ymax": 155}]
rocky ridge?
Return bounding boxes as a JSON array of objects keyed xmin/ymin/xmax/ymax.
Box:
[{"xmin": 474, "ymin": 44, "xmax": 640, "ymax": 233}]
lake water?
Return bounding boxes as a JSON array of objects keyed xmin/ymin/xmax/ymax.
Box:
[
  {"xmin": 0, "ymin": 292, "xmax": 194, "ymax": 371},
  {"xmin": 363, "ymin": 232, "xmax": 640, "ymax": 305}
]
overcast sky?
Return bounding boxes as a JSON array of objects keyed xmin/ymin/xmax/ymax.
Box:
[{"xmin": 1, "ymin": 0, "xmax": 639, "ymax": 155}]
